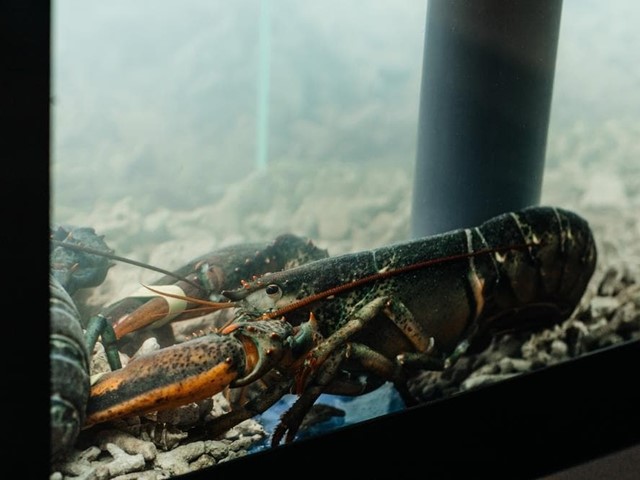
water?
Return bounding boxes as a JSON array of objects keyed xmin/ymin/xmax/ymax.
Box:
[
  {"xmin": 51, "ymin": 0, "xmax": 426, "ymax": 219},
  {"xmin": 248, "ymin": 383, "xmax": 406, "ymax": 453},
  {"xmin": 50, "ymin": 1, "xmax": 640, "ymax": 476}
]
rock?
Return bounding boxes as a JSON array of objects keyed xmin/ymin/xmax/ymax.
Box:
[
  {"xmin": 460, "ymin": 373, "xmax": 518, "ymax": 391},
  {"xmin": 97, "ymin": 430, "xmax": 157, "ymax": 461},
  {"xmin": 105, "ymin": 443, "xmax": 146, "ymax": 478},
  {"xmin": 591, "ymin": 296, "xmax": 621, "ymax": 318}
]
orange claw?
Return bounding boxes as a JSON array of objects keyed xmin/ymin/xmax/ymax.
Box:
[
  {"xmin": 85, "ymin": 333, "xmax": 246, "ymax": 426},
  {"xmin": 84, "ymin": 318, "xmax": 316, "ymax": 429},
  {"xmin": 112, "ymin": 284, "xmax": 237, "ymax": 339}
]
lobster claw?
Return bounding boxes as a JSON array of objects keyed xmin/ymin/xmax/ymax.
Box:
[
  {"xmin": 84, "ymin": 318, "xmax": 321, "ymax": 428},
  {"xmin": 223, "ymin": 316, "xmax": 321, "ymax": 387},
  {"xmin": 85, "ymin": 332, "xmax": 247, "ymax": 427}
]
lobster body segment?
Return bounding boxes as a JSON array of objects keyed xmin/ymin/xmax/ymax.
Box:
[{"xmin": 228, "ymin": 206, "xmax": 596, "ymax": 360}]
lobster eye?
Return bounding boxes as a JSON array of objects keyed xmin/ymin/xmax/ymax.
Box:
[{"xmin": 265, "ymin": 284, "xmax": 282, "ymax": 299}]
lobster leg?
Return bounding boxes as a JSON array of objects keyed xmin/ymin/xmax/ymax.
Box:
[
  {"xmin": 273, "ymin": 347, "xmax": 346, "ymax": 446},
  {"xmin": 206, "ymin": 376, "xmax": 295, "ymax": 440},
  {"xmin": 270, "ymin": 296, "xmax": 443, "ymax": 445},
  {"xmin": 339, "ymin": 342, "xmax": 418, "ymax": 405},
  {"xmin": 85, "ymin": 314, "xmax": 122, "ymax": 370},
  {"xmin": 382, "ymin": 298, "xmax": 434, "ymax": 352},
  {"xmin": 272, "ymin": 338, "xmax": 436, "ymax": 446},
  {"xmin": 297, "ymin": 296, "xmax": 439, "ymax": 391}
]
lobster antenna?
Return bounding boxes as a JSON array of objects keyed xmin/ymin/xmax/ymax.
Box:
[
  {"xmin": 141, "ymin": 284, "xmax": 237, "ymax": 310},
  {"xmin": 264, "ymin": 242, "xmax": 535, "ymax": 319},
  {"xmin": 51, "ymin": 239, "xmax": 204, "ymax": 292}
]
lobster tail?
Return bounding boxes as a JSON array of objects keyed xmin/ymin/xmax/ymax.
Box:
[{"xmin": 474, "ymin": 206, "xmax": 597, "ymax": 336}]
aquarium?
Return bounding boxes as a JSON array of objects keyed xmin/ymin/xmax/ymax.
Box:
[{"xmin": 48, "ymin": 1, "xmax": 640, "ymax": 478}]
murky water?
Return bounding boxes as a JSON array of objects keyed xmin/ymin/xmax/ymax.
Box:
[{"xmin": 50, "ymin": 1, "xmax": 640, "ymax": 478}]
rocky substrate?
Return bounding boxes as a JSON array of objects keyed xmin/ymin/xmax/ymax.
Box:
[
  {"xmin": 51, "ymin": 145, "xmax": 640, "ymax": 479},
  {"xmin": 51, "ymin": 397, "xmax": 266, "ymax": 480},
  {"xmin": 50, "ymin": 266, "xmax": 639, "ymax": 480}
]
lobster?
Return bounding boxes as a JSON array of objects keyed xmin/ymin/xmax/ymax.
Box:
[
  {"xmin": 83, "ymin": 206, "xmax": 597, "ymax": 447},
  {"xmin": 50, "ymin": 230, "xmax": 327, "ymax": 459},
  {"xmin": 50, "ymin": 226, "xmax": 116, "ymax": 461},
  {"xmin": 53, "ymin": 232, "xmax": 329, "ymax": 368}
]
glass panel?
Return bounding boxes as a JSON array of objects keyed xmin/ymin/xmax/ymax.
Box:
[{"xmin": 50, "ymin": 1, "xmax": 640, "ymax": 477}]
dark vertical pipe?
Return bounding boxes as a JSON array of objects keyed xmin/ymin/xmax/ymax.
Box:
[{"xmin": 411, "ymin": 0, "xmax": 563, "ymax": 238}]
